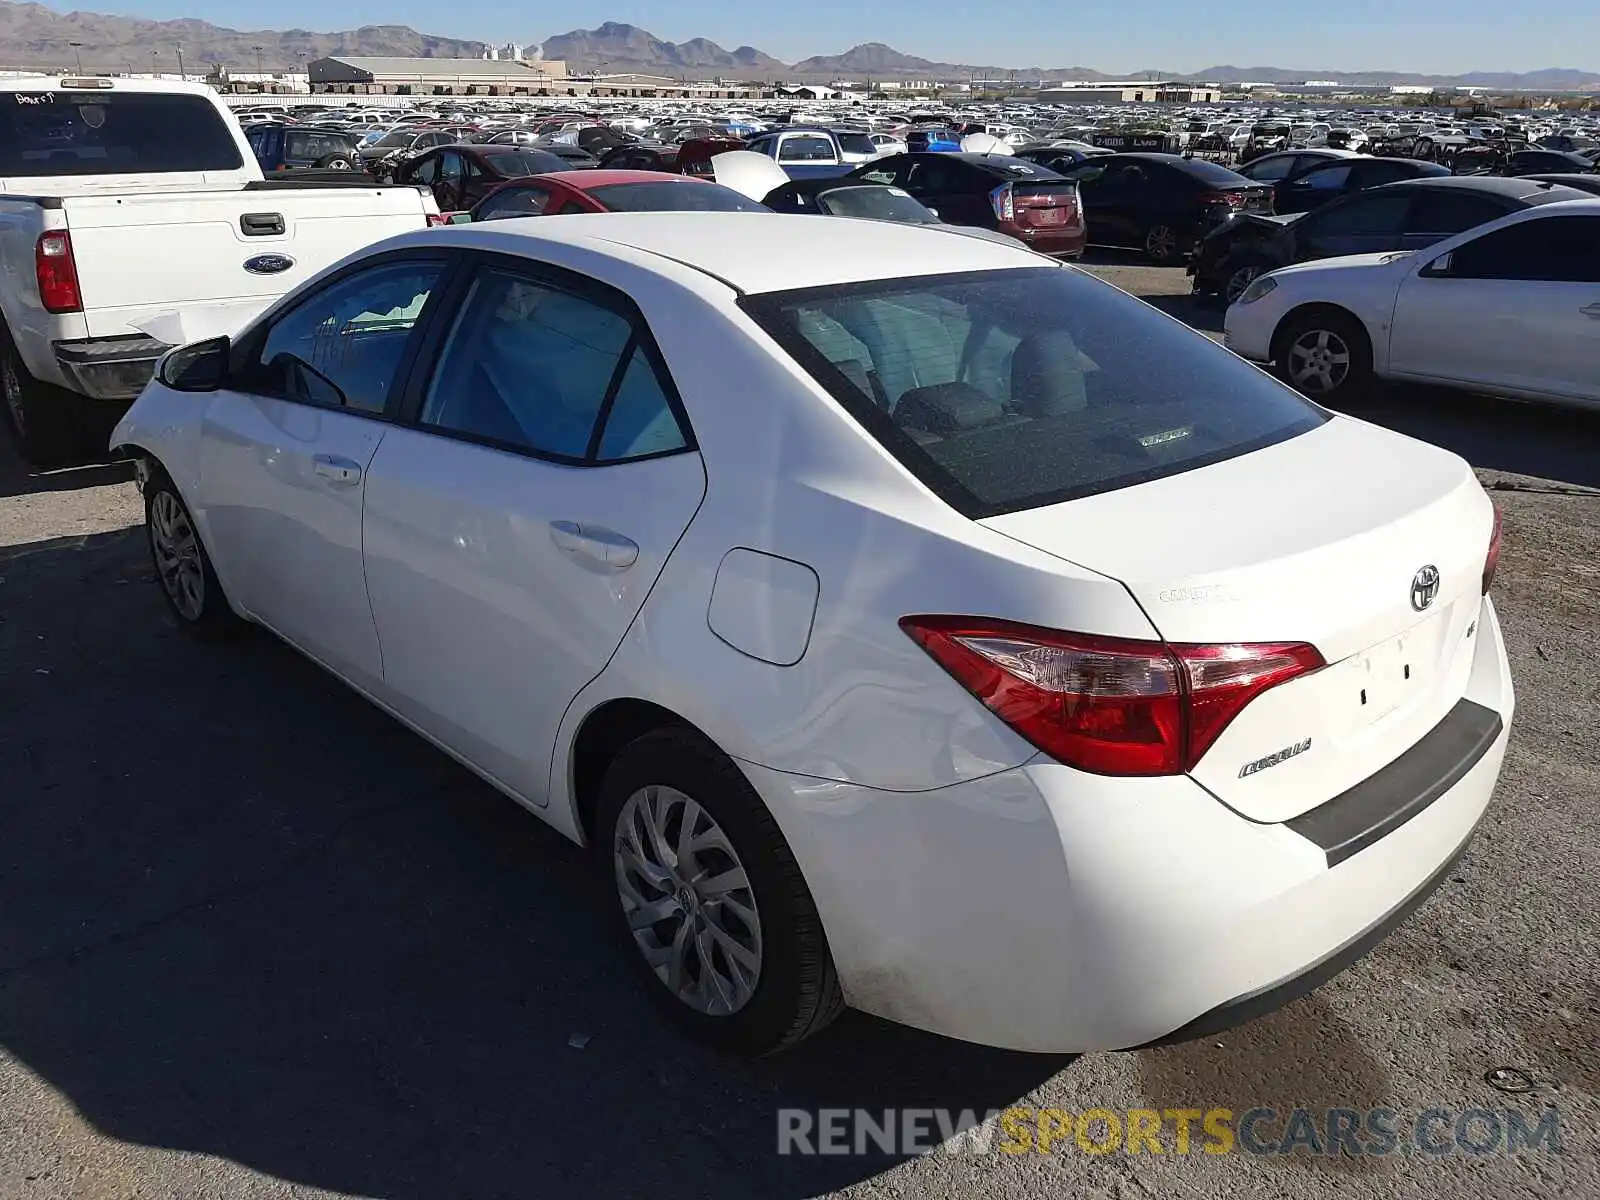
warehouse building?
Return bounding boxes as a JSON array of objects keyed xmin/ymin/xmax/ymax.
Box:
[
  {"xmin": 1036, "ymin": 81, "xmax": 1222, "ymax": 103},
  {"xmin": 307, "ymin": 56, "xmax": 569, "ymax": 95}
]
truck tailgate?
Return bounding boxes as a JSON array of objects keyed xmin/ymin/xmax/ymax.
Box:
[{"xmin": 62, "ymin": 186, "xmax": 431, "ymax": 338}]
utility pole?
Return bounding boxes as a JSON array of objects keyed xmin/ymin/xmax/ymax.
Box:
[
  {"xmin": 69, "ymin": 42, "xmax": 84, "ymax": 73},
  {"xmin": 253, "ymin": 44, "xmax": 263, "ymax": 76},
  {"xmin": 175, "ymin": 44, "xmax": 185, "ymax": 81},
  {"xmin": 150, "ymin": 48, "xmax": 159, "ymax": 76}
]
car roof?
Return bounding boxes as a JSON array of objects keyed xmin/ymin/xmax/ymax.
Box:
[
  {"xmin": 1375, "ymin": 174, "xmax": 1590, "ymax": 201},
  {"xmin": 1523, "ymin": 173, "xmax": 1600, "ymax": 191},
  {"xmin": 423, "ymin": 212, "xmax": 1037, "ymax": 293}
]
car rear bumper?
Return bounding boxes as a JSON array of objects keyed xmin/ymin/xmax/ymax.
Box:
[
  {"xmin": 54, "ymin": 336, "xmax": 168, "ymax": 401},
  {"xmin": 1008, "ymin": 226, "xmax": 1087, "ymax": 257},
  {"xmin": 742, "ymin": 597, "xmax": 1513, "ymax": 1052}
]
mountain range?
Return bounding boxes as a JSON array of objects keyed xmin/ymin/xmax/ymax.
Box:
[{"xmin": 1, "ymin": 4, "xmax": 1596, "ymax": 91}]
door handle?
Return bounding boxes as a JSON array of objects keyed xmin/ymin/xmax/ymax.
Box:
[
  {"xmin": 312, "ymin": 454, "xmax": 362, "ymax": 487},
  {"xmin": 1581, "ymin": 302, "xmax": 1600, "ymax": 319},
  {"xmin": 549, "ymin": 520, "xmax": 639, "ymax": 569}
]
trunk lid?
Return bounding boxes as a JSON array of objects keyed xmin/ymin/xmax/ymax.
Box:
[
  {"xmin": 61, "ymin": 185, "xmax": 432, "ymax": 338},
  {"xmin": 1010, "ymin": 181, "xmax": 1084, "ymax": 231},
  {"xmin": 982, "ymin": 417, "xmax": 1496, "ymax": 823}
]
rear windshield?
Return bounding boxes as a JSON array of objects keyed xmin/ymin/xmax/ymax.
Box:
[
  {"xmin": 586, "ymin": 181, "xmax": 767, "ymax": 212},
  {"xmin": 742, "ymin": 266, "xmax": 1326, "ymax": 518},
  {"xmin": 834, "ymin": 132, "xmax": 876, "ymax": 155},
  {"xmin": 815, "ymin": 185, "xmax": 936, "ymax": 223},
  {"xmin": 1179, "ymin": 158, "xmax": 1256, "ymax": 186},
  {"xmin": 0, "ymin": 90, "xmax": 243, "ymax": 175}
]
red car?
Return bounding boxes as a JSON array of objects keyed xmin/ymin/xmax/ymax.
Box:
[{"xmin": 465, "ymin": 170, "xmax": 768, "ymax": 221}]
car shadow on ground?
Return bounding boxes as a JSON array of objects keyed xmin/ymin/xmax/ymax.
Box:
[
  {"xmin": 0, "ymin": 451, "xmax": 133, "ymax": 500},
  {"xmin": 0, "ymin": 532, "xmax": 1068, "ymax": 1200}
]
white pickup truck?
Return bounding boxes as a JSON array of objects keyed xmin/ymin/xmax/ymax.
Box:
[{"xmin": 0, "ymin": 76, "xmax": 439, "ymax": 463}]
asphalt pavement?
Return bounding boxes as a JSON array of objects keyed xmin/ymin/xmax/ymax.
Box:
[{"xmin": 1, "ymin": 262, "xmax": 1596, "ymax": 1200}]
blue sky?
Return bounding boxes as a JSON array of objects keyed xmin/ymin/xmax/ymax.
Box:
[{"xmin": 66, "ymin": 0, "xmax": 1590, "ymax": 74}]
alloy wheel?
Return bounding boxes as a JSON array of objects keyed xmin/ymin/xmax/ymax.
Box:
[
  {"xmin": 613, "ymin": 784, "xmax": 763, "ymax": 1016},
  {"xmin": 1286, "ymin": 328, "xmax": 1352, "ymax": 394},
  {"xmin": 149, "ymin": 491, "xmax": 205, "ymax": 620},
  {"xmin": 1224, "ymin": 263, "xmax": 1263, "ymax": 304},
  {"xmin": 1146, "ymin": 224, "xmax": 1178, "ymax": 261}
]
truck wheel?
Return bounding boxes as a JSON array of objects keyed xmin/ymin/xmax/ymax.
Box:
[{"xmin": 1, "ymin": 336, "xmax": 82, "ymax": 466}]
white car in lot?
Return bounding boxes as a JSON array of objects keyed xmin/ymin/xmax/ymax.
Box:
[
  {"xmin": 1224, "ymin": 199, "xmax": 1600, "ymax": 406},
  {"xmin": 112, "ymin": 214, "xmax": 1512, "ymax": 1056}
]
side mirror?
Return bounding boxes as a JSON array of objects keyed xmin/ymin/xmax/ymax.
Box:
[
  {"xmin": 158, "ymin": 335, "xmax": 231, "ymax": 393},
  {"xmin": 1421, "ymin": 251, "xmax": 1454, "ymax": 277},
  {"xmin": 926, "ymin": 207, "xmax": 939, "ymax": 218}
]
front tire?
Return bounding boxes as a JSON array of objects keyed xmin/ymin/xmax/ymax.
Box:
[
  {"xmin": 1220, "ymin": 254, "xmax": 1271, "ymax": 305},
  {"xmin": 597, "ymin": 726, "xmax": 843, "ymax": 1056},
  {"xmin": 144, "ymin": 466, "xmax": 243, "ymax": 640},
  {"xmin": 1144, "ymin": 222, "xmax": 1183, "ymax": 265},
  {"xmin": 1275, "ymin": 309, "xmax": 1374, "ymax": 401}
]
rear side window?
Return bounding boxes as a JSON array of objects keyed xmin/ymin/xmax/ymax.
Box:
[
  {"xmin": 0, "ymin": 91, "xmax": 243, "ymax": 175},
  {"xmin": 420, "ymin": 268, "xmax": 689, "ymax": 463},
  {"xmin": 742, "ymin": 266, "xmax": 1326, "ymax": 518}
]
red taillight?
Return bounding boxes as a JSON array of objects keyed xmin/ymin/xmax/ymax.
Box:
[
  {"xmin": 990, "ymin": 183, "xmax": 1014, "ymax": 223},
  {"xmin": 1482, "ymin": 507, "xmax": 1503, "ymax": 594},
  {"xmin": 900, "ymin": 616, "xmax": 1324, "ymax": 777},
  {"xmin": 1209, "ymin": 191, "xmax": 1247, "ymax": 210},
  {"xmin": 426, "ymin": 212, "xmax": 449, "ymax": 227},
  {"xmin": 35, "ymin": 230, "xmax": 82, "ymax": 314}
]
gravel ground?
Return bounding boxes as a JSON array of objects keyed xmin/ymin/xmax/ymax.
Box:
[{"xmin": 1, "ymin": 264, "xmax": 1596, "ymax": 1200}]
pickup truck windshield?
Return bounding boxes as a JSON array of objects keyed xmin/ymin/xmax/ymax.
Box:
[{"xmin": 0, "ymin": 91, "xmax": 244, "ymax": 175}]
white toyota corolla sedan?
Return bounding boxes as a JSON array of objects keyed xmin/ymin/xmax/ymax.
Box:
[
  {"xmin": 1224, "ymin": 199, "xmax": 1600, "ymax": 406},
  {"xmin": 113, "ymin": 213, "xmax": 1513, "ymax": 1056}
]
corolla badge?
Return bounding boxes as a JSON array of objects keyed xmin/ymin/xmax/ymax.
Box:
[{"xmin": 243, "ymin": 253, "xmax": 295, "ymax": 275}]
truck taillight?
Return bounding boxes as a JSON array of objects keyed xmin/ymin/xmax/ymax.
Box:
[
  {"xmin": 1482, "ymin": 507, "xmax": 1503, "ymax": 594},
  {"xmin": 901, "ymin": 616, "xmax": 1324, "ymax": 776},
  {"xmin": 990, "ymin": 183, "xmax": 1014, "ymax": 222},
  {"xmin": 35, "ymin": 230, "xmax": 82, "ymax": 314}
]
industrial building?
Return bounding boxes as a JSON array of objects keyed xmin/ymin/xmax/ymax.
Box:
[
  {"xmin": 1036, "ymin": 81, "xmax": 1222, "ymax": 103},
  {"xmin": 307, "ymin": 56, "xmax": 569, "ymax": 95}
]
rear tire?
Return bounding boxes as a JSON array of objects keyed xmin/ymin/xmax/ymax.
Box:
[
  {"xmin": 1274, "ymin": 309, "xmax": 1373, "ymax": 402},
  {"xmin": 596, "ymin": 725, "xmax": 843, "ymax": 1056},
  {"xmin": 314, "ymin": 154, "xmax": 352, "ymax": 170},
  {"xmin": 2, "ymin": 334, "xmax": 83, "ymax": 465}
]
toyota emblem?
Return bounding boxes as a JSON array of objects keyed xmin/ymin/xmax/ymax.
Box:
[{"xmin": 1410, "ymin": 565, "xmax": 1441, "ymax": 612}]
